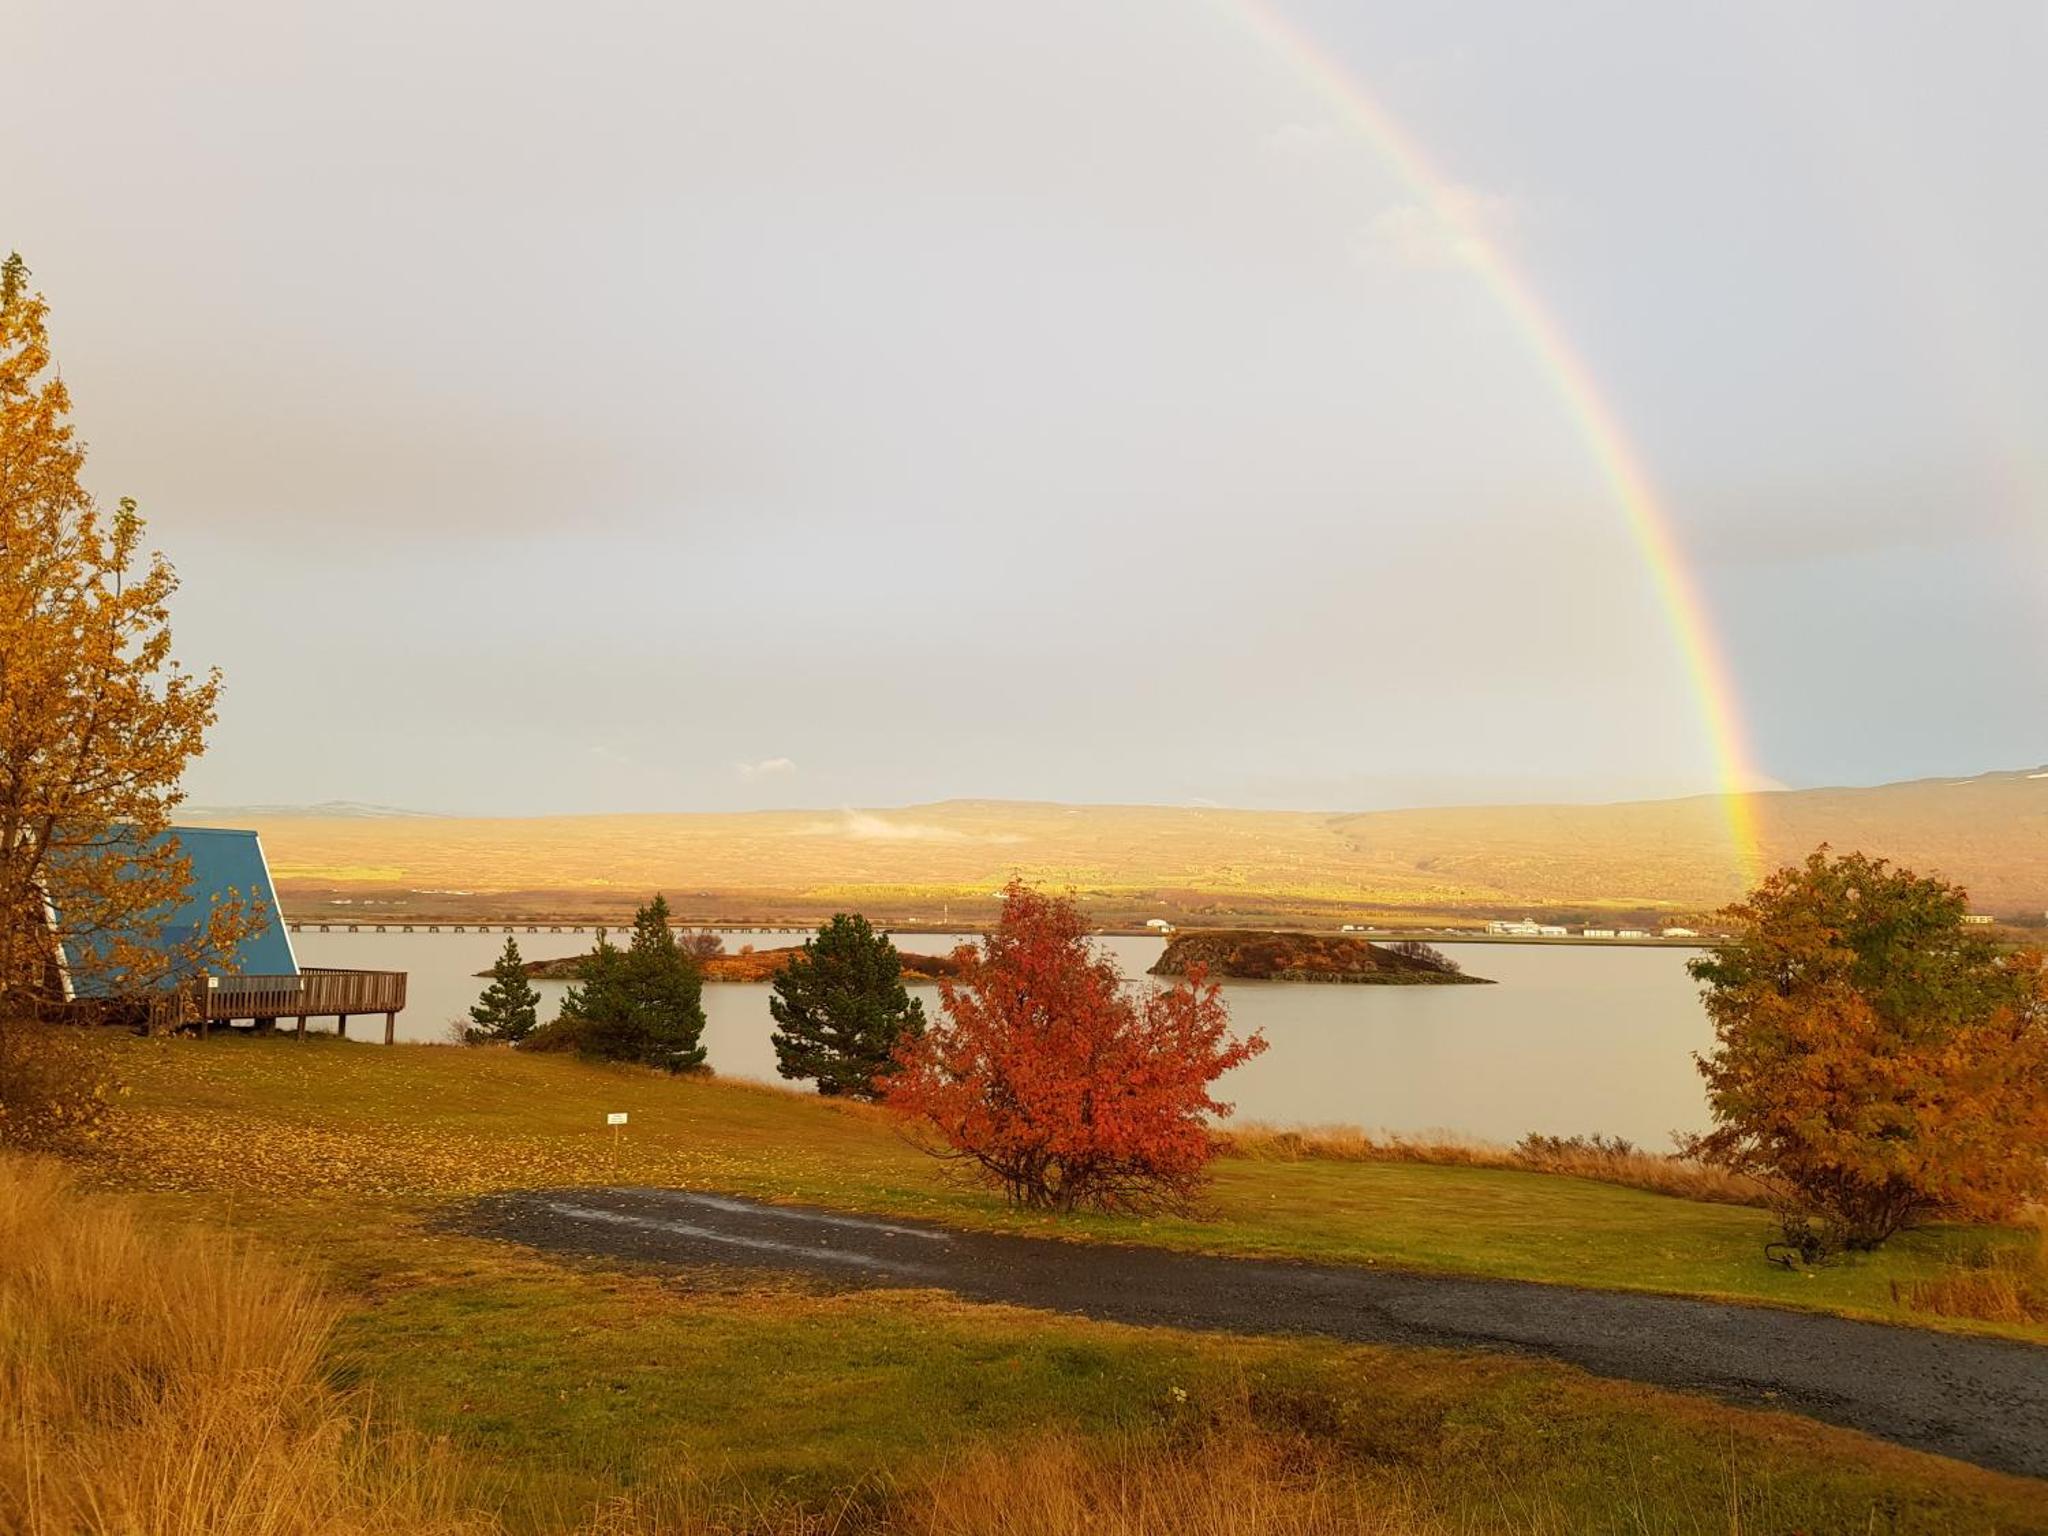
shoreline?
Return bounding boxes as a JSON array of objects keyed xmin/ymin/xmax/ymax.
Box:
[{"xmin": 314, "ymin": 916, "xmax": 1718, "ymax": 949}]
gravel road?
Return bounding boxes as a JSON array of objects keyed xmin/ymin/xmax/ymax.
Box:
[{"xmin": 465, "ymin": 1185, "xmax": 2048, "ymax": 1480}]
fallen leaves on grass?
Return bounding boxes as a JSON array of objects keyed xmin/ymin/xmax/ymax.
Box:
[
  {"xmin": 90, "ymin": 1106, "xmax": 859, "ymax": 1199},
  {"xmin": 79, "ymin": 1039, "xmax": 887, "ymax": 1201}
]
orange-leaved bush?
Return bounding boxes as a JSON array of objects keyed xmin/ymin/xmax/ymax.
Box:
[
  {"xmin": 889, "ymin": 881, "xmax": 1265, "ymax": 1213},
  {"xmin": 1686, "ymin": 848, "xmax": 2048, "ymax": 1253}
]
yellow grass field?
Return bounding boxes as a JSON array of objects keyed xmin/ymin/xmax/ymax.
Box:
[{"xmin": 190, "ymin": 767, "xmax": 2048, "ymax": 922}]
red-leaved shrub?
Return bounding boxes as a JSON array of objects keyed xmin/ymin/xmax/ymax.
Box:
[{"xmin": 889, "ymin": 881, "xmax": 1265, "ymax": 1213}]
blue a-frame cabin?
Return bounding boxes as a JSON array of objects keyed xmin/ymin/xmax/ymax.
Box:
[{"xmin": 56, "ymin": 826, "xmax": 407, "ymax": 1040}]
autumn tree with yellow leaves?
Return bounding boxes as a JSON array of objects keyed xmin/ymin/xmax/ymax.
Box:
[
  {"xmin": 1686, "ymin": 849, "xmax": 2048, "ymax": 1255},
  {"xmin": 0, "ymin": 253, "xmax": 254, "ymax": 1140}
]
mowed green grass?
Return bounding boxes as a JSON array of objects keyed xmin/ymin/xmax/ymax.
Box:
[
  {"xmin": 82, "ymin": 1035, "xmax": 2048, "ymax": 1532},
  {"xmin": 96, "ymin": 1034, "xmax": 2048, "ymax": 1342}
]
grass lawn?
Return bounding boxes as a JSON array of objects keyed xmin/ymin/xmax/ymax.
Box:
[
  {"xmin": 321, "ymin": 1226, "xmax": 2048, "ymax": 1533},
  {"xmin": 66, "ymin": 1033, "xmax": 2048, "ymax": 1532},
  {"xmin": 94, "ymin": 1033, "xmax": 2048, "ymax": 1342}
]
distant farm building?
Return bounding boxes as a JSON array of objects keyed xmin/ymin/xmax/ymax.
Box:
[
  {"xmin": 1617, "ymin": 929, "xmax": 1650, "ymax": 940},
  {"xmin": 1484, "ymin": 919, "xmax": 1542, "ymax": 937},
  {"xmin": 1145, "ymin": 918, "xmax": 1174, "ymax": 932},
  {"xmin": 1537, "ymin": 925, "xmax": 1569, "ymax": 937},
  {"xmin": 1660, "ymin": 926, "xmax": 1700, "ymax": 939},
  {"xmin": 54, "ymin": 827, "xmax": 406, "ymax": 1040},
  {"xmin": 1962, "ymin": 914, "xmax": 1996, "ymax": 926},
  {"xmin": 1581, "ymin": 928, "xmax": 1617, "ymax": 939}
]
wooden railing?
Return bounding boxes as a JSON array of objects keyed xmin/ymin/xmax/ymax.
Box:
[
  {"xmin": 201, "ymin": 968, "xmax": 408, "ymax": 1020},
  {"xmin": 62, "ymin": 969, "xmax": 410, "ymax": 1041}
]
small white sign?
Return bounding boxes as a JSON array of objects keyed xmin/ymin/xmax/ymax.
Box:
[{"xmin": 606, "ymin": 1112, "xmax": 628, "ymax": 1126}]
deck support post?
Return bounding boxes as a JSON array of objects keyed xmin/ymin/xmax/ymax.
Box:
[
  {"xmin": 383, "ymin": 1011, "xmax": 396, "ymax": 1045},
  {"xmin": 295, "ymin": 1015, "xmax": 306, "ymax": 1039},
  {"xmin": 336, "ymin": 1013, "xmax": 348, "ymax": 1038}
]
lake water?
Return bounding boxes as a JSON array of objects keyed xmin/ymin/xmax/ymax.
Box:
[{"xmin": 288, "ymin": 929, "xmax": 1716, "ymax": 1149}]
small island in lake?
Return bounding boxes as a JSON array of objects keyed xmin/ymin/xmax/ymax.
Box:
[
  {"xmin": 1148, "ymin": 930, "xmax": 1491, "ymax": 984},
  {"xmin": 488, "ymin": 945, "xmax": 964, "ymax": 984}
]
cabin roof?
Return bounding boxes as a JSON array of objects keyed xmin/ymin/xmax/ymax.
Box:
[{"xmin": 58, "ymin": 826, "xmax": 296, "ymax": 997}]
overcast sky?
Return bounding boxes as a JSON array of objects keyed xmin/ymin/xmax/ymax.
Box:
[{"xmin": 8, "ymin": 1, "xmax": 2044, "ymax": 814}]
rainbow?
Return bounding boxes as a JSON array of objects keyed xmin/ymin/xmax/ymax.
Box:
[{"xmin": 1220, "ymin": 1, "xmax": 1768, "ymax": 888}]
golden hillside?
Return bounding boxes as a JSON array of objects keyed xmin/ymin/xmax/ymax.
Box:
[{"xmin": 187, "ymin": 768, "xmax": 2048, "ymax": 923}]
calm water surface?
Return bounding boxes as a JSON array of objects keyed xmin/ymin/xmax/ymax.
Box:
[{"xmin": 288, "ymin": 929, "xmax": 1715, "ymax": 1148}]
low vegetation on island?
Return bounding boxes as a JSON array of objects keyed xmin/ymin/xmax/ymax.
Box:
[
  {"xmin": 500, "ymin": 940, "xmax": 963, "ymax": 984},
  {"xmin": 1150, "ymin": 930, "xmax": 1486, "ymax": 984}
]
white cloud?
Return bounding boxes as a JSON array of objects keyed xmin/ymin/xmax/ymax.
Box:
[
  {"xmin": 735, "ymin": 756, "xmax": 797, "ymax": 780},
  {"xmin": 1355, "ymin": 185, "xmax": 1514, "ymax": 271},
  {"xmin": 797, "ymin": 810, "xmax": 1020, "ymax": 844}
]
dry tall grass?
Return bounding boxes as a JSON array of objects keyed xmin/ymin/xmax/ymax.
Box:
[
  {"xmin": 1214, "ymin": 1124, "xmax": 1769, "ymax": 1208},
  {"xmin": 573, "ymin": 1449, "xmax": 1441, "ymax": 1531},
  {"xmin": 1900, "ymin": 1220, "xmax": 2048, "ymax": 1326},
  {"xmin": 905, "ymin": 1430, "xmax": 1439, "ymax": 1536},
  {"xmin": 566, "ymin": 1407, "xmax": 1813, "ymax": 1536},
  {"xmin": 569, "ymin": 1419, "xmax": 1451, "ymax": 1535},
  {"xmin": 572, "ymin": 1431, "xmax": 1449, "ymax": 1535},
  {"xmin": 0, "ymin": 1154, "xmax": 483, "ymax": 1536}
]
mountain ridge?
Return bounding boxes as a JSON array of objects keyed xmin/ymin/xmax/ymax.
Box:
[{"xmin": 180, "ymin": 767, "xmax": 2048, "ymax": 919}]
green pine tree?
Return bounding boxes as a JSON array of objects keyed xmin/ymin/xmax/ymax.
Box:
[
  {"xmin": 769, "ymin": 913, "xmax": 926, "ymax": 1099},
  {"xmin": 550, "ymin": 895, "xmax": 707, "ymax": 1071},
  {"xmin": 468, "ymin": 935, "xmax": 542, "ymax": 1043},
  {"xmin": 540, "ymin": 929, "xmax": 623, "ymax": 1054}
]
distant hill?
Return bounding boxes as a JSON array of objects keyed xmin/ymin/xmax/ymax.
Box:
[
  {"xmin": 186, "ymin": 800, "xmax": 438, "ymax": 820},
  {"xmin": 182, "ymin": 768, "xmax": 2048, "ymax": 923}
]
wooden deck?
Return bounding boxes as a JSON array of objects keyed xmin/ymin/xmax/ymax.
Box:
[{"xmin": 169, "ymin": 967, "xmax": 409, "ymax": 1042}]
